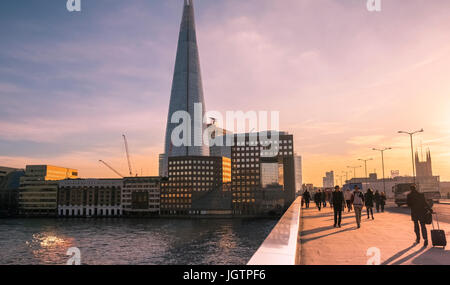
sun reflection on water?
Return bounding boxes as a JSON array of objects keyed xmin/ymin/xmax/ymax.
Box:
[{"xmin": 25, "ymin": 233, "xmax": 74, "ymax": 264}]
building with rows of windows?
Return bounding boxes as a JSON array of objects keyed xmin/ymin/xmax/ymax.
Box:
[
  {"xmin": 58, "ymin": 179, "xmax": 122, "ymax": 217},
  {"xmin": 19, "ymin": 165, "xmax": 78, "ymax": 216},
  {"xmin": 122, "ymin": 176, "xmax": 161, "ymax": 216},
  {"xmin": 231, "ymin": 132, "xmax": 296, "ymax": 215},
  {"xmin": 160, "ymin": 156, "xmax": 231, "ymax": 216}
]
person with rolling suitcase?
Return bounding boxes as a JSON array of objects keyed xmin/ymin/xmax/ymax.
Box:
[
  {"xmin": 431, "ymin": 212, "xmax": 447, "ymax": 249},
  {"xmin": 407, "ymin": 185, "xmax": 431, "ymax": 247}
]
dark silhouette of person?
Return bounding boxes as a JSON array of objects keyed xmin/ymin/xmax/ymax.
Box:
[
  {"xmin": 407, "ymin": 185, "xmax": 431, "ymax": 247},
  {"xmin": 322, "ymin": 190, "xmax": 327, "ymax": 208},
  {"xmin": 332, "ymin": 186, "xmax": 344, "ymax": 227},
  {"xmin": 314, "ymin": 190, "xmax": 322, "ymax": 211},
  {"xmin": 302, "ymin": 190, "xmax": 311, "ymax": 209},
  {"xmin": 380, "ymin": 192, "xmax": 386, "ymax": 212},
  {"xmin": 344, "ymin": 189, "xmax": 352, "ymax": 212},
  {"xmin": 374, "ymin": 190, "xmax": 381, "ymax": 212},
  {"xmin": 365, "ymin": 188, "xmax": 375, "ymax": 220}
]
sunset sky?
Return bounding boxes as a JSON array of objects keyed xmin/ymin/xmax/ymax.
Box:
[{"xmin": 1, "ymin": 0, "xmax": 450, "ymax": 186}]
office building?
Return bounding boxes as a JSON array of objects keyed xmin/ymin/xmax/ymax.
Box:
[
  {"xmin": 122, "ymin": 176, "xmax": 161, "ymax": 216},
  {"xmin": 159, "ymin": 153, "xmax": 165, "ymax": 177},
  {"xmin": 162, "ymin": 0, "xmax": 209, "ymax": 177},
  {"xmin": 294, "ymin": 154, "xmax": 302, "ymax": 192},
  {"xmin": 160, "ymin": 156, "xmax": 231, "ymax": 216},
  {"xmin": 322, "ymin": 171, "xmax": 334, "ymax": 188},
  {"xmin": 19, "ymin": 165, "xmax": 78, "ymax": 216},
  {"xmin": 231, "ymin": 131, "xmax": 296, "ymax": 215},
  {"xmin": 0, "ymin": 169, "xmax": 25, "ymax": 217},
  {"xmin": 58, "ymin": 179, "xmax": 122, "ymax": 217},
  {"xmin": 0, "ymin": 166, "xmax": 18, "ymax": 180}
]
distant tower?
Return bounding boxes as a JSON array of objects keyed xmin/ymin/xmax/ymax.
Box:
[
  {"xmin": 294, "ymin": 155, "xmax": 302, "ymax": 191},
  {"xmin": 415, "ymin": 149, "xmax": 432, "ymax": 177},
  {"xmin": 162, "ymin": 0, "xmax": 209, "ymax": 176}
]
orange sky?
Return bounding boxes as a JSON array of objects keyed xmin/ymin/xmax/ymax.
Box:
[{"xmin": 1, "ymin": 0, "xmax": 449, "ymax": 186}]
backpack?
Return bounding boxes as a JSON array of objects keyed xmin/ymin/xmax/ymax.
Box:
[{"xmin": 353, "ymin": 192, "xmax": 364, "ymax": 206}]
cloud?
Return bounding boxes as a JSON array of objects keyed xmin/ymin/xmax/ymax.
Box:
[
  {"xmin": 1, "ymin": 0, "xmax": 450, "ymax": 185},
  {"xmin": 347, "ymin": 135, "xmax": 385, "ymax": 146}
]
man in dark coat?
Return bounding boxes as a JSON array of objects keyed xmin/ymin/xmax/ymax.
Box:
[
  {"xmin": 322, "ymin": 190, "xmax": 327, "ymax": 208},
  {"xmin": 407, "ymin": 185, "xmax": 431, "ymax": 247},
  {"xmin": 314, "ymin": 190, "xmax": 322, "ymax": 211},
  {"xmin": 332, "ymin": 186, "xmax": 345, "ymax": 227},
  {"xmin": 302, "ymin": 190, "xmax": 311, "ymax": 209},
  {"xmin": 365, "ymin": 188, "xmax": 375, "ymax": 220}
]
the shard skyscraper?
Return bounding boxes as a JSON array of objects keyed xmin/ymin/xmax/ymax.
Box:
[{"xmin": 162, "ymin": 0, "xmax": 209, "ymax": 176}]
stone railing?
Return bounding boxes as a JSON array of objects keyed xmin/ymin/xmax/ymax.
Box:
[{"xmin": 247, "ymin": 197, "xmax": 302, "ymax": 265}]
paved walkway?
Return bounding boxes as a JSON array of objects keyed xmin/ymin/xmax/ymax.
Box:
[{"xmin": 299, "ymin": 205, "xmax": 450, "ymax": 265}]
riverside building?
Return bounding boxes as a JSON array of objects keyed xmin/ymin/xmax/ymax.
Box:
[
  {"xmin": 122, "ymin": 176, "xmax": 161, "ymax": 216},
  {"xmin": 19, "ymin": 165, "xmax": 78, "ymax": 216},
  {"xmin": 160, "ymin": 156, "xmax": 231, "ymax": 216},
  {"xmin": 58, "ymin": 179, "xmax": 122, "ymax": 217},
  {"xmin": 231, "ymin": 132, "xmax": 296, "ymax": 215}
]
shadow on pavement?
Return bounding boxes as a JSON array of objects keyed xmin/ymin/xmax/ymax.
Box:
[
  {"xmin": 326, "ymin": 215, "xmax": 354, "ymax": 222},
  {"xmin": 301, "ymin": 227, "xmax": 357, "ymax": 244},
  {"xmin": 381, "ymin": 243, "xmax": 418, "ymax": 265},
  {"xmin": 391, "ymin": 246, "xmax": 428, "ymax": 265},
  {"xmin": 301, "ymin": 222, "xmax": 354, "ymax": 236},
  {"xmin": 302, "ymin": 212, "xmax": 334, "ymax": 219},
  {"xmin": 411, "ymin": 247, "xmax": 450, "ymax": 265}
]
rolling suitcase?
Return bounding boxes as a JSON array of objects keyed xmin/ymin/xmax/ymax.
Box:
[{"xmin": 431, "ymin": 212, "xmax": 447, "ymax": 248}]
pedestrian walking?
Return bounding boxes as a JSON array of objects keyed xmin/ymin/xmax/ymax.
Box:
[
  {"xmin": 322, "ymin": 190, "xmax": 327, "ymax": 208},
  {"xmin": 344, "ymin": 189, "xmax": 352, "ymax": 212},
  {"xmin": 380, "ymin": 192, "xmax": 387, "ymax": 212},
  {"xmin": 314, "ymin": 190, "xmax": 322, "ymax": 211},
  {"xmin": 332, "ymin": 186, "xmax": 345, "ymax": 228},
  {"xmin": 365, "ymin": 188, "xmax": 375, "ymax": 220},
  {"xmin": 407, "ymin": 185, "xmax": 432, "ymax": 247},
  {"xmin": 374, "ymin": 190, "xmax": 381, "ymax": 213},
  {"xmin": 328, "ymin": 190, "xmax": 334, "ymax": 209},
  {"xmin": 351, "ymin": 185, "xmax": 365, "ymax": 228},
  {"xmin": 302, "ymin": 190, "xmax": 311, "ymax": 209}
]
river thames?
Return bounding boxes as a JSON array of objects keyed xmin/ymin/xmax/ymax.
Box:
[{"xmin": 0, "ymin": 218, "xmax": 276, "ymax": 265}]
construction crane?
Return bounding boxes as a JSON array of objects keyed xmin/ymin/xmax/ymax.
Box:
[
  {"xmin": 122, "ymin": 134, "xmax": 134, "ymax": 176},
  {"xmin": 99, "ymin": 160, "xmax": 124, "ymax": 178}
]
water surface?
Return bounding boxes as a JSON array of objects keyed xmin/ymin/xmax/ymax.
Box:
[{"xmin": 0, "ymin": 218, "xmax": 276, "ymax": 265}]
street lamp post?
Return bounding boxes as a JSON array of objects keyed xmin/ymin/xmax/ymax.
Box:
[
  {"xmin": 372, "ymin": 147, "xmax": 392, "ymax": 194},
  {"xmin": 347, "ymin": 165, "xmax": 362, "ymax": 180},
  {"xmin": 342, "ymin": 171, "xmax": 349, "ymax": 184},
  {"xmin": 358, "ymin": 158, "xmax": 373, "ymax": 180},
  {"xmin": 358, "ymin": 158, "xmax": 373, "ymax": 190},
  {"xmin": 398, "ymin": 129, "xmax": 424, "ymax": 184}
]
